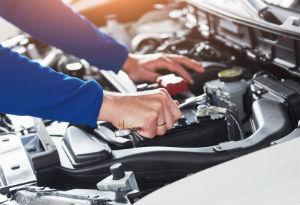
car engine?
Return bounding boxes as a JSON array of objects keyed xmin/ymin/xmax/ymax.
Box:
[{"xmin": 0, "ymin": 0, "xmax": 300, "ymax": 204}]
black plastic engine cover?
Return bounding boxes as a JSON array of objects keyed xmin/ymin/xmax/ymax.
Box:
[
  {"xmin": 140, "ymin": 112, "xmax": 227, "ymax": 148},
  {"xmin": 93, "ymin": 106, "xmax": 228, "ymax": 149},
  {"xmin": 253, "ymin": 75, "xmax": 300, "ymax": 128},
  {"xmin": 63, "ymin": 126, "xmax": 112, "ymax": 167}
]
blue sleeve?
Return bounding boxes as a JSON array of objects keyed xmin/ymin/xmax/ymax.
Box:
[
  {"xmin": 0, "ymin": 0, "xmax": 129, "ymax": 73},
  {"xmin": 0, "ymin": 44, "xmax": 102, "ymax": 127}
]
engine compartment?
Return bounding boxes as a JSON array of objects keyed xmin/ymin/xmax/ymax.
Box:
[{"xmin": 1, "ymin": 1, "xmax": 300, "ymax": 204}]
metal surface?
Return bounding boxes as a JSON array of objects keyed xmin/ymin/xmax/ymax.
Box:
[
  {"xmin": 136, "ymin": 138, "xmax": 300, "ymax": 205},
  {"xmin": 0, "ymin": 133, "xmax": 36, "ymax": 192}
]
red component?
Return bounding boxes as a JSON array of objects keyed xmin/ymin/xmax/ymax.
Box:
[{"xmin": 157, "ymin": 74, "xmax": 188, "ymax": 95}]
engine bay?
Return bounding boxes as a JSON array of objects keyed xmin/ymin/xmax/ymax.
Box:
[{"xmin": 1, "ymin": 1, "xmax": 300, "ymax": 204}]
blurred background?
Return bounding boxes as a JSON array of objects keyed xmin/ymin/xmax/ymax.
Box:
[{"xmin": 1, "ymin": 0, "xmax": 299, "ymax": 42}]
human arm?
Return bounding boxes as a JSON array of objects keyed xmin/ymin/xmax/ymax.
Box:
[
  {"xmin": 0, "ymin": 44, "xmax": 102, "ymax": 127},
  {"xmin": 0, "ymin": 0, "xmax": 203, "ymax": 83},
  {"xmin": 0, "ymin": 0, "xmax": 128, "ymax": 73},
  {"xmin": 0, "ymin": 45, "xmax": 181, "ymax": 137}
]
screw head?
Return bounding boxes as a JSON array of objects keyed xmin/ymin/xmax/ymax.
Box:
[{"xmin": 11, "ymin": 164, "xmax": 20, "ymax": 170}]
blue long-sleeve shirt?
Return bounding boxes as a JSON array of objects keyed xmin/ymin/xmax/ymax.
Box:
[{"xmin": 0, "ymin": 0, "xmax": 129, "ymax": 127}]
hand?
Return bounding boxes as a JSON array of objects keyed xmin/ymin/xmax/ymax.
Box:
[
  {"xmin": 122, "ymin": 53, "xmax": 204, "ymax": 84},
  {"xmin": 98, "ymin": 89, "xmax": 182, "ymax": 138}
]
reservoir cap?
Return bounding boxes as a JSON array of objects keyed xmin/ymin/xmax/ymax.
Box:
[{"xmin": 218, "ymin": 68, "xmax": 243, "ymax": 82}]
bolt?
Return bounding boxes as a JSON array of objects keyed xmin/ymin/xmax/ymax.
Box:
[
  {"xmin": 11, "ymin": 164, "xmax": 20, "ymax": 170},
  {"xmin": 26, "ymin": 145, "xmax": 36, "ymax": 152},
  {"xmin": 2, "ymin": 138, "xmax": 9, "ymax": 142}
]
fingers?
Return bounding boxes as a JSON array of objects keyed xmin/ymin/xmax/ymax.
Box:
[
  {"xmin": 141, "ymin": 69, "xmax": 162, "ymax": 83},
  {"xmin": 147, "ymin": 57, "xmax": 194, "ymax": 84},
  {"xmin": 154, "ymin": 89, "xmax": 182, "ymax": 131},
  {"xmin": 138, "ymin": 107, "xmax": 166, "ymax": 138},
  {"xmin": 138, "ymin": 111, "xmax": 158, "ymax": 138},
  {"xmin": 174, "ymin": 100, "xmax": 179, "ymax": 106},
  {"xmin": 159, "ymin": 88, "xmax": 182, "ymax": 123},
  {"xmin": 167, "ymin": 54, "xmax": 204, "ymax": 73},
  {"xmin": 136, "ymin": 89, "xmax": 181, "ymax": 138},
  {"xmin": 114, "ymin": 88, "xmax": 182, "ymax": 139},
  {"xmin": 156, "ymin": 90, "xmax": 174, "ymax": 130},
  {"xmin": 129, "ymin": 67, "xmax": 161, "ymax": 83},
  {"xmin": 145, "ymin": 53, "xmax": 205, "ymax": 84},
  {"xmin": 156, "ymin": 106, "xmax": 167, "ymax": 135},
  {"xmin": 123, "ymin": 53, "xmax": 203, "ymax": 84},
  {"xmin": 138, "ymin": 94, "xmax": 167, "ymax": 138}
]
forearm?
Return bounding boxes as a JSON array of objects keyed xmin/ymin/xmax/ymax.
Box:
[
  {"xmin": 0, "ymin": 0, "xmax": 129, "ymax": 73},
  {"xmin": 0, "ymin": 45, "xmax": 102, "ymax": 127}
]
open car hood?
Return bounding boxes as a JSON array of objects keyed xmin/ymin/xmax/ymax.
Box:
[
  {"xmin": 136, "ymin": 137, "xmax": 300, "ymax": 205},
  {"xmin": 186, "ymin": 0, "xmax": 300, "ymax": 39}
]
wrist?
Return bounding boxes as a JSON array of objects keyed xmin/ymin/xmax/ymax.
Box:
[
  {"xmin": 98, "ymin": 92, "xmax": 122, "ymax": 127},
  {"xmin": 122, "ymin": 53, "xmax": 136, "ymax": 74}
]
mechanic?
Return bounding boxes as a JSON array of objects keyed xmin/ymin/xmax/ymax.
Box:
[{"xmin": 0, "ymin": 0, "xmax": 204, "ymax": 138}]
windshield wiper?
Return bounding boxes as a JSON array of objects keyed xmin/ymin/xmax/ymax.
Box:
[{"xmin": 248, "ymin": 0, "xmax": 281, "ymax": 24}]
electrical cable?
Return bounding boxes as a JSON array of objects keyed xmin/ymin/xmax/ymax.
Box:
[{"xmin": 226, "ymin": 110, "xmax": 245, "ymax": 140}]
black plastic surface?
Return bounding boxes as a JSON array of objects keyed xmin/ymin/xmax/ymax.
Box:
[
  {"xmin": 127, "ymin": 106, "xmax": 228, "ymax": 148},
  {"xmin": 272, "ymin": 127, "xmax": 300, "ymax": 145},
  {"xmin": 48, "ymin": 85, "xmax": 293, "ymax": 191},
  {"xmin": 141, "ymin": 117, "xmax": 227, "ymax": 148},
  {"xmin": 31, "ymin": 118, "xmax": 60, "ymax": 171},
  {"xmin": 253, "ymin": 76, "xmax": 300, "ymax": 128},
  {"xmin": 94, "ymin": 126, "xmax": 132, "ymax": 149},
  {"xmin": 214, "ymin": 97, "xmax": 292, "ymax": 151},
  {"xmin": 63, "ymin": 126, "xmax": 111, "ymax": 166},
  {"xmin": 110, "ymin": 163, "xmax": 125, "ymax": 180}
]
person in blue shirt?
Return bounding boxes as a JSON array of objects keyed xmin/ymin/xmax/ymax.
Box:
[{"xmin": 0, "ymin": 0, "xmax": 204, "ymax": 138}]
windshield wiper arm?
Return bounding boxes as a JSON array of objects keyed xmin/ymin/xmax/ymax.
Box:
[{"xmin": 247, "ymin": 0, "xmax": 281, "ymax": 24}]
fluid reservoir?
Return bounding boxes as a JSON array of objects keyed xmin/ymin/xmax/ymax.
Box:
[{"xmin": 204, "ymin": 67, "xmax": 248, "ymax": 120}]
